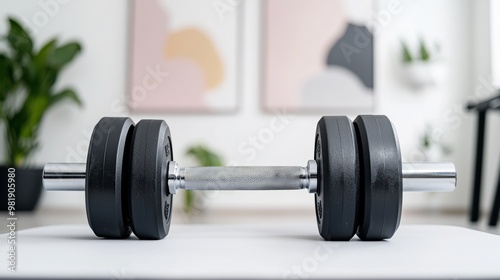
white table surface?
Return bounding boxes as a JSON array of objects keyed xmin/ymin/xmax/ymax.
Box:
[{"xmin": 0, "ymin": 224, "xmax": 499, "ymax": 279}]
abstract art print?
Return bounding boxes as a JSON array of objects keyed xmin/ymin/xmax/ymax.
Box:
[
  {"xmin": 129, "ymin": 0, "xmax": 240, "ymax": 113},
  {"xmin": 262, "ymin": 0, "xmax": 374, "ymax": 112}
]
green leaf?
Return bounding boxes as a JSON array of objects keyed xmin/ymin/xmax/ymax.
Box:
[
  {"xmin": 0, "ymin": 54, "xmax": 14, "ymax": 102},
  {"xmin": 18, "ymin": 95, "xmax": 48, "ymax": 139},
  {"xmin": 34, "ymin": 39, "xmax": 57, "ymax": 72},
  {"xmin": 187, "ymin": 145, "xmax": 223, "ymax": 167},
  {"xmin": 48, "ymin": 88, "xmax": 82, "ymax": 108},
  {"xmin": 38, "ymin": 69, "xmax": 59, "ymax": 92},
  {"xmin": 440, "ymin": 144, "xmax": 453, "ymax": 156},
  {"xmin": 184, "ymin": 190, "xmax": 194, "ymax": 214},
  {"xmin": 7, "ymin": 17, "xmax": 33, "ymax": 58},
  {"xmin": 27, "ymin": 39, "xmax": 58, "ymax": 92},
  {"xmin": 48, "ymin": 42, "xmax": 82, "ymax": 68},
  {"xmin": 419, "ymin": 39, "xmax": 430, "ymax": 61},
  {"xmin": 401, "ymin": 41, "xmax": 412, "ymax": 63}
]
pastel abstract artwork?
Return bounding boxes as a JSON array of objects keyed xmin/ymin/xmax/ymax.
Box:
[
  {"xmin": 263, "ymin": 0, "xmax": 374, "ymax": 112},
  {"xmin": 130, "ymin": 0, "xmax": 239, "ymax": 112}
]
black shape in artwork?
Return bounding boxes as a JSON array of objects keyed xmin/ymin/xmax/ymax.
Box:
[{"xmin": 326, "ymin": 23, "xmax": 373, "ymax": 89}]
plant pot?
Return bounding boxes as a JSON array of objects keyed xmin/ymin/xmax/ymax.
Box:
[
  {"xmin": 0, "ymin": 166, "xmax": 43, "ymax": 211},
  {"xmin": 401, "ymin": 61, "xmax": 445, "ymax": 89}
]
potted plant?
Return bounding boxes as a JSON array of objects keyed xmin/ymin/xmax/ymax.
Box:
[
  {"xmin": 400, "ymin": 39, "xmax": 444, "ymax": 89},
  {"xmin": 0, "ymin": 18, "xmax": 82, "ymax": 211}
]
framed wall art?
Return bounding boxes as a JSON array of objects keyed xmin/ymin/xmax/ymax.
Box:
[
  {"xmin": 129, "ymin": 0, "xmax": 241, "ymax": 113},
  {"xmin": 262, "ymin": 0, "xmax": 374, "ymax": 113}
]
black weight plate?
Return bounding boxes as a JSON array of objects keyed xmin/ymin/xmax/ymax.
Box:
[
  {"xmin": 129, "ymin": 120, "xmax": 173, "ymax": 240},
  {"xmin": 353, "ymin": 115, "xmax": 402, "ymax": 241},
  {"xmin": 315, "ymin": 116, "xmax": 360, "ymax": 241},
  {"xmin": 86, "ymin": 117, "xmax": 134, "ymax": 238}
]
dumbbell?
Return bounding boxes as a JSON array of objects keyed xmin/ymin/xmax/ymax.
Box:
[{"xmin": 42, "ymin": 115, "xmax": 456, "ymax": 241}]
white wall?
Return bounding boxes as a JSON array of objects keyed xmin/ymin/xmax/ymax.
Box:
[{"xmin": 0, "ymin": 0, "xmax": 497, "ymax": 215}]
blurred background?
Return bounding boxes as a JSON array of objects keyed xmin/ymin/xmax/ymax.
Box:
[{"xmin": 0, "ymin": 0, "xmax": 499, "ymax": 233}]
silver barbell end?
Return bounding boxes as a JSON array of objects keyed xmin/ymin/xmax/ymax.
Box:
[{"xmin": 43, "ymin": 163, "xmax": 86, "ymax": 191}]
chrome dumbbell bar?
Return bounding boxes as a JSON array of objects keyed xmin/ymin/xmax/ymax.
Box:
[{"xmin": 43, "ymin": 161, "xmax": 456, "ymax": 193}]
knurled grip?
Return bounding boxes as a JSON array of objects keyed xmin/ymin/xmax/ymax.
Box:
[{"xmin": 181, "ymin": 166, "xmax": 307, "ymax": 191}]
